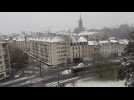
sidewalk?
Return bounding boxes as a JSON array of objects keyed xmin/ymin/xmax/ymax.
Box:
[{"xmin": 66, "ymin": 77, "xmax": 125, "ymax": 87}]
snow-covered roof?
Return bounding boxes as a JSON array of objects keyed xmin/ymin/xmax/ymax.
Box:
[
  {"xmin": 71, "ymin": 36, "xmax": 78, "ymax": 43},
  {"xmin": 51, "ymin": 36, "xmax": 64, "ymax": 42},
  {"xmin": 16, "ymin": 38, "xmax": 25, "ymax": 41},
  {"xmin": 79, "ymin": 31, "xmax": 98, "ymax": 36},
  {"xmin": 37, "ymin": 37, "xmax": 51, "ymax": 42},
  {"xmin": 119, "ymin": 39, "xmax": 129, "ymax": 45},
  {"xmin": 28, "ymin": 38, "xmax": 35, "ymax": 41},
  {"xmin": 109, "ymin": 37, "xmax": 116, "ymax": 40},
  {"xmin": 28, "ymin": 36, "xmax": 64, "ymax": 43},
  {"xmin": 78, "ymin": 37, "xmax": 87, "ymax": 42},
  {"xmin": 88, "ymin": 41, "xmax": 98, "ymax": 45},
  {"xmin": 110, "ymin": 39, "xmax": 118, "ymax": 43},
  {"xmin": 12, "ymin": 38, "xmax": 17, "ymax": 41},
  {"xmin": 99, "ymin": 40, "xmax": 109, "ymax": 44},
  {"xmin": 99, "ymin": 39, "xmax": 129, "ymax": 45}
]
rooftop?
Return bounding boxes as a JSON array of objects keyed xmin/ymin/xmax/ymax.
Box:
[
  {"xmin": 51, "ymin": 36, "xmax": 65, "ymax": 42},
  {"xmin": 118, "ymin": 39, "xmax": 129, "ymax": 45},
  {"xmin": 28, "ymin": 36, "xmax": 65, "ymax": 43},
  {"xmin": 88, "ymin": 41, "xmax": 98, "ymax": 45},
  {"xmin": 78, "ymin": 37, "xmax": 87, "ymax": 42},
  {"xmin": 79, "ymin": 31, "xmax": 98, "ymax": 36},
  {"xmin": 99, "ymin": 40, "xmax": 109, "ymax": 44},
  {"xmin": 109, "ymin": 39, "xmax": 118, "ymax": 43}
]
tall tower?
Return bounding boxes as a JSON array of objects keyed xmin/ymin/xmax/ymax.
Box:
[
  {"xmin": 79, "ymin": 14, "xmax": 83, "ymax": 29},
  {"xmin": 74, "ymin": 13, "xmax": 85, "ymax": 34}
]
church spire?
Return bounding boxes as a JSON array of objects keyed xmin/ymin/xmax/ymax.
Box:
[
  {"xmin": 74, "ymin": 13, "xmax": 85, "ymax": 33},
  {"xmin": 79, "ymin": 13, "xmax": 83, "ymax": 28}
]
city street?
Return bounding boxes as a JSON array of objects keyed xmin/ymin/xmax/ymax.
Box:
[{"xmin": 0, "ymin": 60, "xmax": 124, "ymax": 87}]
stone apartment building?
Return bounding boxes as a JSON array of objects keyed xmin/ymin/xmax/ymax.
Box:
[
  {"xmin": 0, "ymin": 42, "xmax": 11, "ymax": 80},
  {"xmin": 12, "ymin": 33, "xmax": 128, "ymax": 67},
  {"xmin": 13, "ymin": 36, "xmax": 67, "ymax": 67},
  {"xmin": 99, "ymin": 39, "xmax": 129, "ymax": 58},
  {"xmin": 70, "ymin": 36, "xmax": 92, "ymax": 63}
]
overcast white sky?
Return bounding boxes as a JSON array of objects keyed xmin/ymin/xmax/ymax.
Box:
[{"xmin": 0, "ymin": 12, "xmax": 134, "ymax": 34}]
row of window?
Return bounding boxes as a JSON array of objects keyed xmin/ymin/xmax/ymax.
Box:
[
  {"xmin": 0, "ymin": 61, "xmax": 3, "ymax": 65},
  {"xmin": 57, "ymin": 58, "xmax": 65, "ymax": 61},
  {"xmin": 56, "ymin": 50, "xmax": 66, "ymax": 54},
  {"xmin": 0, "ymin": 73, "xmax": 5, "ymax": 79},
  {"xmin": 0, "ymin": 65, "xmax": 5, "ymax": 71},
  {"xmin": 56, "ymin": 46, "xmax": 66, "ymax": 50}
]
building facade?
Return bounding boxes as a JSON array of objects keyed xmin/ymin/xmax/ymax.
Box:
[
  {"xmin": 70, "ymin": 36, "xmax": 89, "ymax": 63},
  {"xmin": 0, "ymin": 42, "xmax": 11, "ymax": 80},
  {"xmin": 74, "ymin": 15, "xmax": 85, "ymax": 34},
  {"xmin": 12, "ymin": 33, "xmax": 128, "ymax": 67},
  {"xmin": 99, "ymin": 39, "xmax": 129, "ymax": 58},
  {"xmin": 13, "ymin": 36, "xmax": 67, "ymax": 67}
]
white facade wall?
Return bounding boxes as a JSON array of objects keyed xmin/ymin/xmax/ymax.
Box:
[
  {"xmin": 13, "ymin": 35, "xmax": 128, "ymax": 66},
  {"xmin": 14, "ymin": 37, "xmax": 67, "ymax": 66},
  {"xmin": 99, "ymin": 42, "xmax": 127, "ymax": 58}
]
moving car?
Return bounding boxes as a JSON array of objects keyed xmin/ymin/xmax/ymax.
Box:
[
  {"xmin": 71, "ymin": 63, "xmax": 89, "ymax": 73},
  {"xmin": 14, "ymin": 71, "xmax": 23, "ymax": 78},
  {"xmin": 61, "ymin": 69, "xmax": 72, "ymax": 75}
]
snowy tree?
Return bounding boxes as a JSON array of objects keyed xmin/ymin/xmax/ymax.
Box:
[
  {"xmin": 9, "ymin": 45, "xmax": 29, "ymax": 70},
  {"xmin": 118, "ymin": 31, "xmax": 134, "ymax": 86}
]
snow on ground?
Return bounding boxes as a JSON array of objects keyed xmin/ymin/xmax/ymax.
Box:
[{"xmin": 66, "ymin": 77, "xmax": 125, "ymax": 87}]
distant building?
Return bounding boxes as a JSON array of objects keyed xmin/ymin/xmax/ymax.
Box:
[
  {"xmin": 70, "ymin": 36, "xmax": 88, "ymax": 63},
  {"xmin": 0, "ymin": 42, "xmax": 11, "ymax": 80},
  {"xmin": 88, "ymin": 41, "xmax": 98, "ymax": 57},
  {"xmin": 99, "ymin": 39, "xmax": 129, "ymax": 58},
  {"xmin": 13, "ymin": 35, "xmax": 67, "ymax": 67},
  {"xmin": 12, "ymin": 32, "xmax": 129, "ymax": 67}
]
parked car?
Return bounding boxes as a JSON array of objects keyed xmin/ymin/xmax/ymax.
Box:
[
  {"xmin": 61, "ymin": 69, "xmax": 72, "ymax": 75},
  {"xmin": 14, "ymin": 71, "xmax": 23, "ymax": 78}
]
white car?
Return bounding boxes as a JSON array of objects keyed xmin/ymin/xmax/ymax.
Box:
[
  {"xmin": 61, "ymin": 70, "xmax": 72, "ymax": 75},
  {"xmin": 14, "ymin": 72, "xmax": 23, "ymax": 78},
  {"xmin": 24, "ymin": 70, "xmax": 33, "ymax": 74}
]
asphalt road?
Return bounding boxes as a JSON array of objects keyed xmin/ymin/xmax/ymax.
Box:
[
  {"xmin": 11, "ymin": 67, "xmax": 99, "ymax": 87},
  {"xmin": 0, "ymin": 65, "xmax": 74, "ymax": 87},
  {"xmin": 0, "ymin": 61, "xmax": 120, "ymax": 87}
]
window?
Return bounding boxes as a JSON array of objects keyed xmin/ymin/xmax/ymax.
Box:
[
  {"xmin": 6, "ymin": 71, "xmax": 10, "ymax": 76},
  {"xmin": 0, "ymin": 73, "xmax": 4, "ymax": 79},
  {"xmin": 2, "ymin": 43, "xmax": 7, "ymax": 48},
  {"xmin": 0, "ymin": 61, "xmax": 3, "ymax": 65}
]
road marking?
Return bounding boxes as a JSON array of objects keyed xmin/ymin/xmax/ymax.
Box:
[
  {"xmin": 0, "ymin": 75, "xmax": 36, "ymax": 86},
  {"xmin": 46, "ymin": 77, "xmax": 79, "ymax": 87}
]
